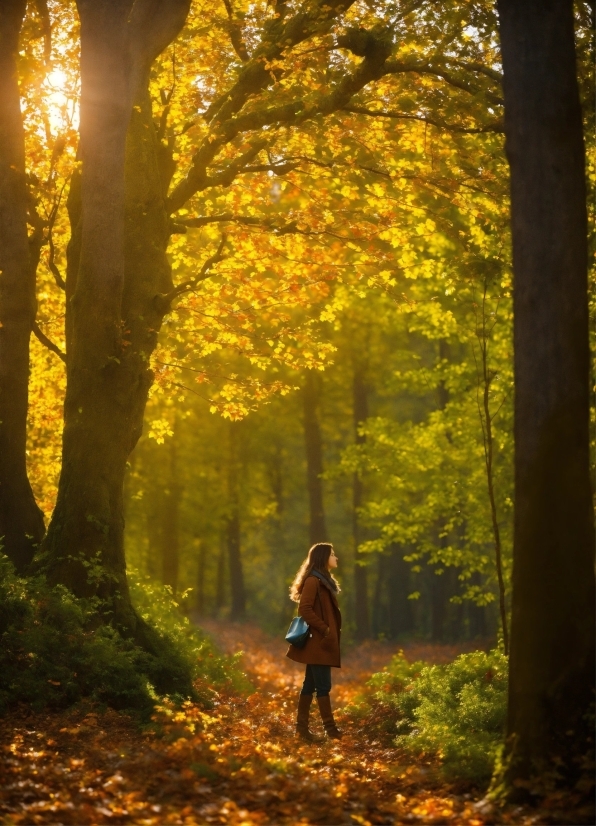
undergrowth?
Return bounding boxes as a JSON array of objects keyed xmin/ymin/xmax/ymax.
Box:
[
  {"xmin": 0, "ymin": 558, "xmax": 247, "ymax": 719},
  {"xmin": 350, "ymin": 648, "xmax": 508, "ymax": 785}
]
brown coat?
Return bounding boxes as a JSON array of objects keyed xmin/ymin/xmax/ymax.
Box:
[{"xmin": 286, "ymin": 574, "xmax": 342, "ymax": 667}]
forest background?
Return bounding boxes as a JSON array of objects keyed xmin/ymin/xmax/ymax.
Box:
[
  {"xmin": 20, "ymin": 0, "xmax": 548, "ymax": 641},
  {"xmin": 18, "ymin": 0, "xmax": 593, "ymax": 642}
]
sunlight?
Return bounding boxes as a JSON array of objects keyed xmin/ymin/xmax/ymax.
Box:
[{"xmin": 43, "ymin": 67, "xmax": 79, "ymax": 133}]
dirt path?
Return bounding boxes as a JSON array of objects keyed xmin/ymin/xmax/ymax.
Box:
[{"xmin": 0, "ymin": 623, "xmax": 530, "ymax": 825}]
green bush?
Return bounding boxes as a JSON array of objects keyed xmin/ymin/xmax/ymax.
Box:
[
  {"xmin": 394, "ymin": 650, "xmax": 508, "ymax": 782},
  {"xmin": 0, "ymin": 558, "xmax": 247, "ymax": 719},
  {"xmin": 353, "ymin": 649, "xmax": 507, "ymax": 784}
]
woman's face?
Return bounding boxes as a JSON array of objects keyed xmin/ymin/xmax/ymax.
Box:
[{"xmin": 327, "ymin": 548, "xmax": 338, "ymax": 569}]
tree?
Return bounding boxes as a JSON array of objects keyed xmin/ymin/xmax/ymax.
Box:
[
  {"xmin": 226, "ymin": 419, "xmax": 246, "ymax": 619},
  {"xmin": 497, "ymin": 0, "xmax": 595, "ymax": 793},
  {"xmin": 352, "ymin": 359, "xmax": 370, "ymax": 639},
  {"xmin": 41, "ymin": 0, "xmax": 191, "ymax": 637},
  {"xmin": 0, "ymin": 0, "xmax": 45, "ymax": 571},
  {"xmin": 303, "ymin": 369, "xmax": 328, "ymax": 544}
]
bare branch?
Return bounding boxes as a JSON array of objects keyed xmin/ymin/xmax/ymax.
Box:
[
  {"xmin": 222, "ymin": 0, "xmax": 249, "ymax": 62},
  {"xmin": 154, "ymin": 234, "xmax": 227, "ymax": 312},
  {"xmin": 342, "ymin": 105, "xmax": 504, "ymax": 134},
  {"xmin": 32, "ymin": 321, "xmax": 66, "ymax": 363},
  {"xmin": 33, "ymin": 0, "xmax": 52, "ymax": 66}
]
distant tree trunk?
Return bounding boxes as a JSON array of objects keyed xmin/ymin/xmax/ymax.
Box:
[
  {"xmin": 370, "ymin": 553, "xmax": 386, "ymax": 637},
  {"xmin": 195, "ymin": 540, "xmax": 206, "ymax": 615},
  {"xmin": 40, "ymin": 1, "xmax": 190, "ymax": 638},
  {"xmin": 498, "ymin": 0, "xmax": 595, "ymax": 792},
  {"xmin": 387, "ymin": 545, "xmax": 414, "ymax": 638},
  {"xmin": 161, "ymin": 430, "xmax": 181, "ymax": 594},
  {"xmin": 430, "ymin": 568, "xmax": 447, "ymax": 642},
  {"xmin": 475, "ymin": 279, "xmax": 509, "ymax": 654},
  {"xmin": 303, "ymin": 369, "xmax": 327, "ymax": 544},
  {"xmin": 215, "ymin": 539, "xmax": 226, "ymax": 616},
  {"xmin": 468, "ymin": 572, "xmax": 487, "ymax": 639},
  {"xmin": 352, "ymin": 364, "xmax": 370, "ymax": 639},
  {"xmin": 0, "ymin": 0, "xmax": 45, "ymax": 571},
  {"xmin": 431, "ymin": 340, "xmax": 451, "ymax": 642},
  {"xmin": 227, "ymin": 421, "xmax": 245, "ymax": 620}
]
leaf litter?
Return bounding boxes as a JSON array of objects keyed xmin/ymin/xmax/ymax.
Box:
[{"xmin": 0, "ymin": 623, "xmax": 558, "ymax": 825}]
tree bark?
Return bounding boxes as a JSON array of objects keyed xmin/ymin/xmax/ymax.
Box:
[
  {"xmin": 352, "ymin": 364, "xmax": 370, "ymax": 639},
  {"xmin": 40, "ymin": 0, "xmax": 190, "ymax": 637},
  {"xmin": 195, "ymin": 540, "xmax": 206, "ymax": 615},
  {"xmin": 303, "ymin": 369, "xmax": 327, "ymax": 544},
  {"xmin": 161, "ymin": 430, "xmax": 181, "ymax": 594},
  {"xmin": 226, "ymin": 420, "xmax": 246, "ymax": 620},
  {"xmin": 387, "ymin": 545, "xmax": 414, "ymax": 638},
  {"xmin": 214, "ymin": 538, "xmax": 226, "ymax": 616},
  {"xmin": 0, "ymin": 0, "xmax": 45, "ymax": 571},
  {"xmin": 497, "ymin": 0, "xmax": 595, "ymax": 792}
]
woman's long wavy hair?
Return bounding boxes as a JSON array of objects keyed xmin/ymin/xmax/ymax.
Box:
[{"xmin": 289, "ymin": 542, "xmax": 340, "ymax": 602}]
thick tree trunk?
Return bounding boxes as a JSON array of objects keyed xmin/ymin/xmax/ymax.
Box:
[
  {"xmin": 0, "ymin": 0, "xmax": 45, "ymax": 571},
  {"xmin": 497, "ymin": 0, "xmax": 595, "ymax": 792},
  {"xmin": 352, "ymin": 364, "xmax": 370, "ymax": 639},
  {"xmin": 226, "ymin": 421, "xmax": 246, "ymax": 620},
  {"xmin": 303, "ymin": 369, "xmax": 327, "ymax": 544},
  {"xmin": 41, "ymin": 0, "xmax": 190, "ymax": 638}
]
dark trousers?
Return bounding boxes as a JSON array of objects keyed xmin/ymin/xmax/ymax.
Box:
[{"xmin": 300, "ymin": 664, "xmax": 332, "ymax": 698}]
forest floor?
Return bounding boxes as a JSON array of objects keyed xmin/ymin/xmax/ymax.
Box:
[{"xmin": 0, "ymin": 622, "xmax": 558, "ymax": 825}]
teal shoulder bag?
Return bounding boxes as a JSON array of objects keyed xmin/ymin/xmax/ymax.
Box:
[{"xmin": 285, "ymin": 615, "xmax": 310, "ymax": 648}]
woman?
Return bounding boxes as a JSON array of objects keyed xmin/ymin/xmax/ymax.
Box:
[{"xmin": 287, "ymin": 542, "xmax": 342, "ymax": 741}]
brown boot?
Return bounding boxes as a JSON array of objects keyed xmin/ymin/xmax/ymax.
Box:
[
  {"xmin": 317, "ymin": 695, "xmax": 342, "ymax": 739},
  {"xmin": 296, "ymin": 694, "xmax": 324, "ymax": 742}
]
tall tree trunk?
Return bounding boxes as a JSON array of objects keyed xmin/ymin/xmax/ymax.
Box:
[
  {"xmin": 431, "ymin": 340, "xmax": 451, "ymax": 643},
  {"xmin": 214, "ymin": 538, "xmax": 226, "ymax": 616},
  {"xmin": 226, "ymin": 420, "xmax": 246, "ymax": 620},
  {"xmin": 161, "ymin": 429, "xmax": 181, "ymax": 594},
  {"xmin": 497, "ymin": 0, "xmax": 595, "ymax": 792},
  {"xmin": 352, "ymin": 364, "xmax": 370, "ymax": 639},
  {"xmin": 40, "ymin": 0, "xmax": 190, "ymax": 637},
  {"xmin": 430, "ymin": 568, "xmax": 447, "ymax": 642},
  {"xmin": 195, "ymin": 540, "xmax": 206, "ymax": 615},
  {"xmin": 388, "ymin": 545, "xmax": 414, "ymax": 638},
  {"xmin": 0, "ymin": 0, "xmax": 45, "ymax": 571},
  {"xmin": 303, "ymin": 369, "xmax": 327, "ymax": 544}
]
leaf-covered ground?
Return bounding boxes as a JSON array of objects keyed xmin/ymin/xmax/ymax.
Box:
[{"xmin": 0, "ymin": 623, "xmax": 554, "ymax": 825}]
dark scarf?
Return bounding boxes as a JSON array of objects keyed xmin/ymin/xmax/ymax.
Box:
[{"xmin": 311, "ymin": 567, "xmax": 339, "ymax": 594}]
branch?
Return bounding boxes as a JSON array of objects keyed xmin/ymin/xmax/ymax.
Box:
[
  {"xmin": 32, "ymin": 321, "xmax": 66, "ymax": 363},
  {"xmin": 205, "ymin": 0, "xmax": 356, "ymax": 125},
  {"xmin": 448, "ymin": 59, "xmax": 503, "ymax": 84},
  {"xmin": 176, "ymin": 213, "xmax": 311, "ymax": 236},
  {"xmin": 128, "ymin": 0, "xmax": 192, "ymax": 70},
  {"xmin": 168, "ymin": 139, "xmax": 267, "ymax": 213},
  {"xmin": 46, "ymin": 195, "xmax": 67, "ymax": 291},
  {"xmin": 154, "ymin": 234, "xmax": 227, "ymax": 312},
  {"xmin": 342, "ymin": 105, "xmax": 504, "ymax": 134},
  {"xmin": 384, "ymin": 59, "xmax": 504, "ymax": 106},
  {"xmin": 222, "ymin": 0, "xmax": 249, "ymax": 62},
  {"xmin": 33, "ymin": 0, "xmax": 52, "ymax": 66},
  {"xmin": 168, "ymin": 31, "xmax": 393, "ymax": 212}
]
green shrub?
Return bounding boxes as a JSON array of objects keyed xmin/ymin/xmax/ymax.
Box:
[
  {"xmin": 352, "ymin": 648, "xmax": 507, "ymax": 784},
  {"xmin": 347, "ymin": 651, "xmax": 428, "ymax": 741},
  {"xmin": 0, "ymin": 558, "xmax": 247, "ymax": 718},
  {"xmin": 393, "ymin": 650, "xmax": 508, "ymax": 782}
]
